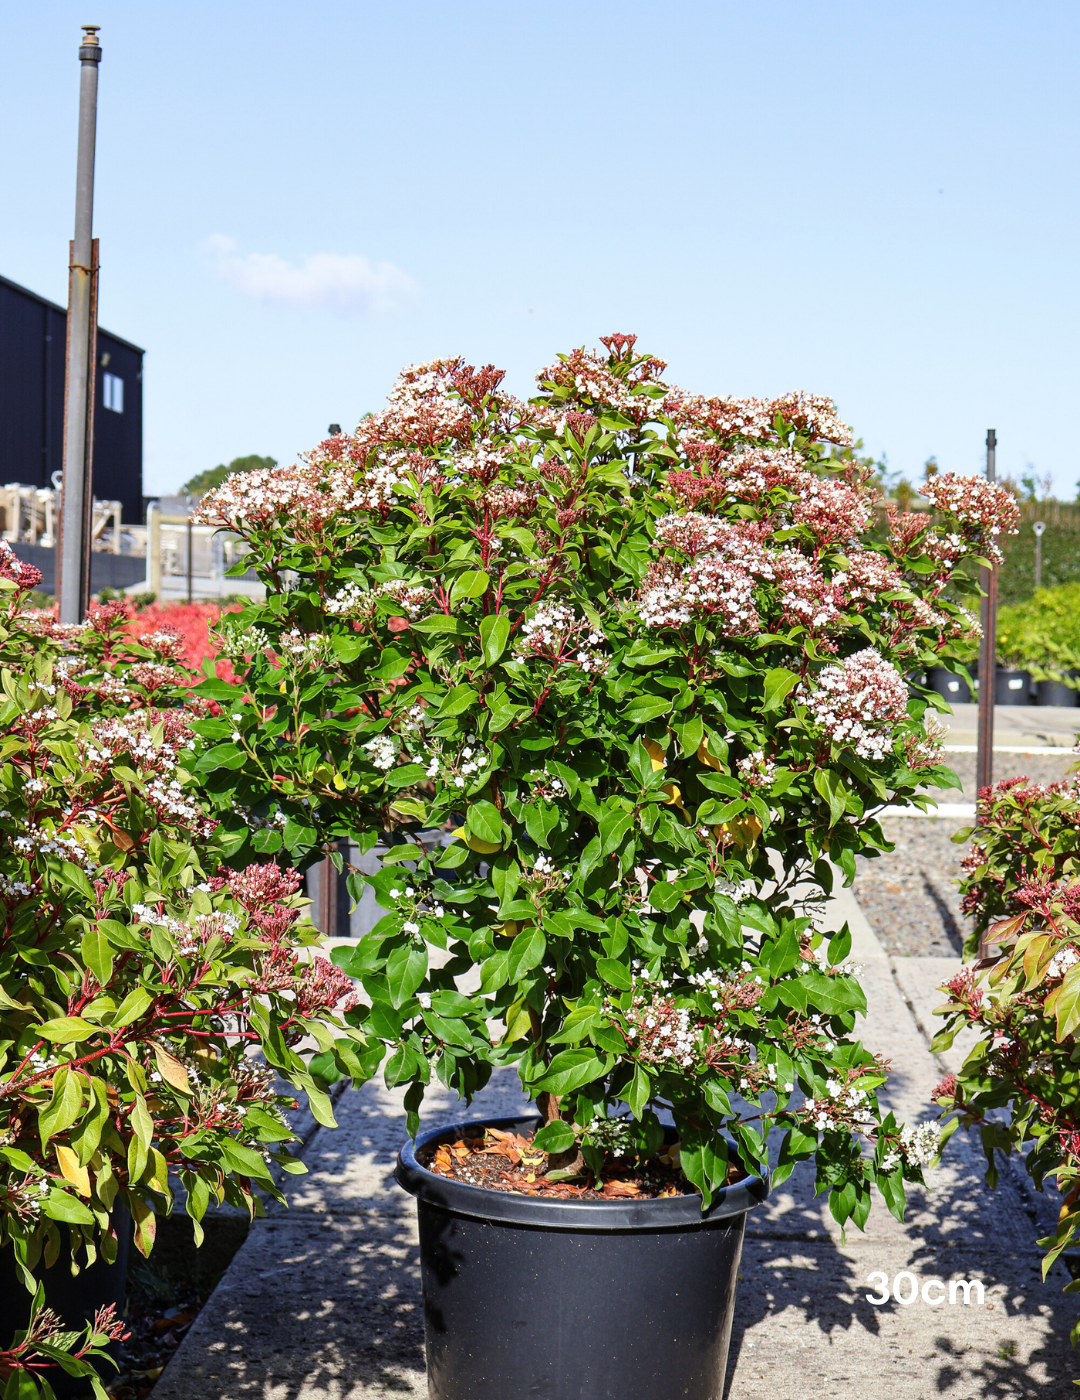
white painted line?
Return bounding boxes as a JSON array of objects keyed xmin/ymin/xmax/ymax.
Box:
[
  {"xmin": 877, "ymin": 803, "xmax": 977, "ymax": 819},
  {"xmin": 941, "ymin": 744, "xmax": 1078, "ymax": 754}
]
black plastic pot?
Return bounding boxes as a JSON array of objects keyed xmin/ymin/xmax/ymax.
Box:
[
  {"xmin": 396, "ymin": 1116, "xmax": 769, "ymax": 1400},
  {"xmin": 0, "ymin": 1208, "xmax": 131, "ymax": 1399},
  {"xmin": 1036, "ymin": 677, "xmax": 1080, "ymax": 707},
  {"xmin": 996, "ymin": 667, "xmax": 1033, "ymax": 705},
  {"xmin": 926, "ymin": 666, "xmax": 971, "ymax": 704}
]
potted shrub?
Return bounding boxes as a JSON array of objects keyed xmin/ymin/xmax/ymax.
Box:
[
  {"xmin": 936, "ymin": 771, "xmax": 1080, "ymax": 1329},
  {"xmin": 192, "ymin": 335, "xmax": 1018, "ymax": 1397},
  {"xmin": 0, "ymin": 560, "xmax": 367, "ymax": 1398}
]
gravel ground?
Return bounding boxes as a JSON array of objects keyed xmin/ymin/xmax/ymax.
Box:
[
  {"xmin": 854, "ymin": 818, "xmax": 972, "ymax": 956},
  {"xmin": 853, "ymin": 751, "xmax": 1080, "ymax": 956}
]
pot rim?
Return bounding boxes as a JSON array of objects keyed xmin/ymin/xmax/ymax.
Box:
[{"xmin": 394, "ymin": 1115, "xmax": 770, "ymax": 1232}]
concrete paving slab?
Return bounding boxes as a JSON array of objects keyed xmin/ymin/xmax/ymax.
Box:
[{"xmin": 939, "ymin": 702, "xmax": 1079, "ymax": 750}]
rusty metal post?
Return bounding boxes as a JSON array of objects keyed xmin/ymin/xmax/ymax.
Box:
[
  {"xmin": 58, "ymin": 25, "xmax": 102, "ymax": 623},
  {"xmin": 976, "ymin": 429, "xmax": 998, "ymax": 797}
]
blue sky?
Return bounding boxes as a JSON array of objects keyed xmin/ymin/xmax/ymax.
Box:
[{"xmin": 3, "ymin": 2, "xmax": 1078, "ymax": 498}]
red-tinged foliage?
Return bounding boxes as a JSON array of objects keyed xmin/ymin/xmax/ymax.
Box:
[{"xmin": 127, "ymin": 600, "xmax": 242, "ymax": 680}]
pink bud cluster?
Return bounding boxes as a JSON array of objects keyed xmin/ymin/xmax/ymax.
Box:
[
  {"xmin": 0, "ymin": 541, "xmax": 42, "ymax": 592},
  {"xmin": 665, "ymin": 391, "xmax": 852, "ymax": 446},
  {"xmin": 799, "ymin": 648, "xmax": 909, "ymax": 760},
  {"xmin": 920, "ymin": 473, "xmax": 1020, "ymax": 563}
]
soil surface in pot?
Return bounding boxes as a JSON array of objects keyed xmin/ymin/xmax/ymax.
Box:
[{"xmin": 418, "ymin": 1125, "xmax": 739, "ymax": 1200}]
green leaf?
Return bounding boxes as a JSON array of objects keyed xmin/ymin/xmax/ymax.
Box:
[
  {"xmin": 436, "ymin": 684, "xmax": 479, "ymax": 717},
  {"xmin": 80, "ymin": 928, "xmax": 114, "ymax": 988},
  {"xmin": 480, "ymin": 613, "xmax": 512, "ymax": 667},
  {"xmin": 112, "ymin": 987, "xmax": 153, "ymax": 1028},
  {"xmin": 385, "ymin": 763, "xmax": 427, "ymax": 790},
  {"xmin": 627, "ymin": 1064, "xmax": 652, "ymax": 1118},
  {"xmin": 450, "ymin": 569, "xmax": 490, "ymax": 603},
  {"xmin": 761, "ymin": 667, "xmax": 800, "ymax": 712},
  {"xmin": 621, "ymin": 695, "xmax": 672, "ymax": 724},
  {"xmin": 1051, "ymin": 961, "xmax": 1080, "ymax": 1041},
  {"xmin": 38, "ymin": 1066, "xmax": 83, "ymax": 1149},
  {"xmin": 533, "ymin": 1119, "xmax": 576, "ymax": 1154},
  {"xmin": 532, "ymin": 1048, "xmax": 607, "ymax": 1096},
  {"xmin": 465, "ymin": 799, "xmax": 503, "ymax": 846},
  {"xmin": 507, "ymin": 924, "xmax": 546, "ymax": 980},
  {"xmin": 595, "ymin": 957, "xmax": 632, "ymax": 991},
  {"xmin": 33, "ymin": 1016, "xmax": 96, "ymax": 1045},
  {"xmin": 41, "ymin": 1187, "xmax": 95, "ymax": 1226},
  {"xmin": 220, "ymin": 1135, "xmax": 274, "ymax": 1182},
  {"xmin": 386, "ymin": 944, "xmax": 428, "ymax": 1008}
]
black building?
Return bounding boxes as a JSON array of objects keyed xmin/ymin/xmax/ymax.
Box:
[{"xmin": 0, "ymin": 272, "xmax": 143, "ymax": 524}]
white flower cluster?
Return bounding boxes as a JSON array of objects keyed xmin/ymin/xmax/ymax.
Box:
[
  {"xmin": 898, "ymin": 1120, "xmax": 941, "ymax": 1167},
  {"xmin": 640, "ymin": 525, "xmax": 772, "ymax": 633},
  {"xmin": 364, "ymin": 735, "xmax": 398, "ymax": 772},
  {"xmin": 0, "ymin": 875, "xmax": 31, "ymax": 901},
  {"xmin": 13, "ymin": 825, "xmax": 96, "ymax": 873},
  {"xmin": 584, "ymin": 1115, "xmax": 636, "ymax": 1156},
  {"xmin": 279, "ymin": 629, "xmax": 334, "ymax": 666},
  {"xmin": 625, "ymin": 993, "xmax": 697, "ymax": 1069},
  {"xmin": 811, "ymin": 944, "xmax": 865, "ymax": 978},
  {"xmin": 737, "ymin": 752, "xmax": 776, "ymax": 789},
  {"xmin": 382, "ymin": 580, "xmax": 432, "ymax": 619},
  {"xmin": 517, "ymin": 603, "xmax": 607, "ymax": 674},
  {"xmin": 921, "ymin": 473, "xmax": 1020, "ymax": 563},
  {"xmin": 800, "ymin": 648, "xmax": 909, "ymax": 761},
  {"xmin": 325, "ymin": 581, "xmax": 378, "ymax": 619},
  {"xmin": 389, "ymin": 884, "xmax": 445, "ymax": 929},
  {"xmin": 840, "ymin": 551, "xmax": 905, "ymax": 604},
  {"xmin": 773, "ymin": 550, "xmax": 841, "ymax": 630},
  {"xmin": 426, "ymin": 744, "xmax": 490, "ymax": 789},
  {"xmin": 804, "ymin": 1079, "xmax": 876, "ymax": 1133},
  {"xmin": 1048, "ymin": 945, "xmax": 1080, "ymax": 980}
]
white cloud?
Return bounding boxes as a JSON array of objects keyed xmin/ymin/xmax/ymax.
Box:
[{"xmin": 205, "ymin": 235, "xmax": 418, "ymax": 316}]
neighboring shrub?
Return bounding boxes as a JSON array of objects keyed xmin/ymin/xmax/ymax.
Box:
[
  {"xmin": 996, "ymin": 582, "xmax": 1080, "ymax": 680},
  {"xmin": 937, "ymin": 771, "xmax": 1080, "ymax": 1325},
  {"xmin": 189, "ymin": 335, "xmax": 1016, "ymax": 1227},
  {"xmin": 0, "ymin": 557, "xmax": 365, "ymax": 1396}
]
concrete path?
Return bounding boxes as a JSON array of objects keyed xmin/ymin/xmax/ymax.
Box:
[
  {"xmin": 153, "ymin": 894, "xmax": 1079, "ymax": 1400},
  {"xmin": 940, "ymin": 701, "xmax": 1078, "ymax": 750}
]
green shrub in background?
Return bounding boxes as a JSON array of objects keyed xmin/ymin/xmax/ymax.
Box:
[{"xmin": 996, "ymin": 583, "xmax": 1080, "ymax": 680}]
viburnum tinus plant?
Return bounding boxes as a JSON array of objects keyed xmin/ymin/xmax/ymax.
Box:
[
  {"xmin": 192, "ymin": 334, "xmax": 1017, "ymax": 1225},
  {"xmin": 0, "ymin": 548, "xmax": 363, "ymax": 1397},
  {"xmin": 936, "ymin": 771, "xmax": 1080, "ymax": 1330}
]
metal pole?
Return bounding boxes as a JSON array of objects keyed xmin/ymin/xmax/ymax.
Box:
[
  {"xmin": 976, "ymin": 428, "xmax": 998, "ymax": 802},
  {"xmin": 58, "ymin": 26, "xmax": 101, "ymax": 624},
  {"xmin": 146, "ymin": 501, "xmax": 161, "ymax": 597},
  {"xmin": 186, "ymin": 514, "xmax": 193, "ymax": 603},
  {"xmin": 1034, "ymin": 520, "xmax": 1046, "ymax": 590}
]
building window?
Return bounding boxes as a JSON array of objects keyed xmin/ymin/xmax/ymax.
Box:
[{"xmin": 103, "ymin": 371, "xmax": 124, "ymax": 414}]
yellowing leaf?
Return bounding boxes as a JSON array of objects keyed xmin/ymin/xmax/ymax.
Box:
[
  {"xmin": 696, "ymin": 738, "xmax": 722, "ymax": 771},
  {"xmin": 643, "ymin": 738, "xmax": 666, "ymax": 772},
  {"xmin": 153, "ymin": 1043, "xmax": 192, "ymax": 1095},
  {"xmin": 55, "ymin": 1144, "xmax": 91, "ymax": 1197}
]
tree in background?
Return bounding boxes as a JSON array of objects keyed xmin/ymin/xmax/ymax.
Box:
[
  {"xmin": 1020, "ymin": 467, "xmax": 1054, "ymax": 503},
  {"xmin": 181, "ymin": 453, "xmax": 277, "ymax": 498}
]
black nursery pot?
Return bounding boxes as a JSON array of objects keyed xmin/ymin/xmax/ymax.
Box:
[
  {"xmin": 396, "ymin": 1117, "xmax": 769, "ymax": 1400},
  {"xmin": 926, "ymin": 666, "xmax": 971, "ymax": 704},
  {"xmin": 0, "ymin": 1207, "xmax": 131, "ymax": 1399},
  {"xmin": 995, "ymin": 667, "xmax": 1033, "ymax": 705},
  {"xmin": 1036, "ymin": 676, "xmax": 1080, "ymax": 707}
]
